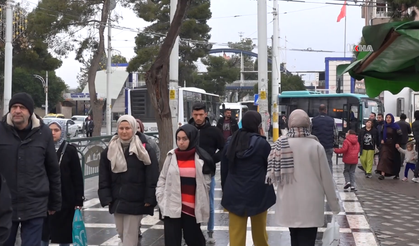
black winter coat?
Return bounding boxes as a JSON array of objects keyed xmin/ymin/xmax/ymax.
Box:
[
  {"xmin": 189, "ymin": 118, "xmax": 225, "ymax": 164},
  {"xmin": 98, "ymin": 134, "xmax": 159, "ymax": 215},
  {"xmin": 0, "ymin": 114, "xmax": 61, "ymax": 221},
  {"xmin": 217, "ymin": 117, "xmax": 239, "ymax": 135},
  {"xmin": 0, "ymin": 173, "xmax": 12, "ymax": 244},
  {"xmin": 42, "ymin": 141, "xmax": 84, "ymax": 243},
  {"xmin": 221, "ymin": 134, "xmax": 276, "ymax": 217}
]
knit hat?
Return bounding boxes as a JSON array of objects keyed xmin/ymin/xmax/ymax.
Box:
[{"xmin": 9, "ymin": 92, "xmax": 35, "ymax": 116}]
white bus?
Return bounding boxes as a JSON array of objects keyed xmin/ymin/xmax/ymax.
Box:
[{"xmin": 125, "ymin": 87, "xmax": 221, "ymax": 131}]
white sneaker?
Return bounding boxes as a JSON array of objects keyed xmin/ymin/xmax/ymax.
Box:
[
  {"xmin": 206, "ymin": 231, "xmax": 216, "ymax": 244},
  {"xmin": 343, "ymin": 182, "xmax": 351, "ymax": 189},
  {"xmin": 412, "ymin": 177, "xmax": 419, "ymax": 183}
]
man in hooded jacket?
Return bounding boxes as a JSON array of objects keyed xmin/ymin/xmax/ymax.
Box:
[{"xmin": 188, "ymin": 102, "xmax": 224, "ymax": 244}]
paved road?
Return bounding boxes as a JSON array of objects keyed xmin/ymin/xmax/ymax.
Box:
[
  {"xmin": 52, "ymin": 159, "xmax": 378, "ymax": 246},
  {"xmin": 355, "ymin": 161, "xmax": 419, "ymax": 246}
]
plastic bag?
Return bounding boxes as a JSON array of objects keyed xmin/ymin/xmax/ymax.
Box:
[
  {"xmin": 72, "ymin": 209, "xmax": 88, "ymax": 246},
  {"xmin": 322, "ymin": 215, "xmax": 340, "ymax": 246}
]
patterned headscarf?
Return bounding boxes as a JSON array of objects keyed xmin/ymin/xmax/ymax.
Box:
[
  {"xmin": 49, "ymin": 120, "xmax": 67, "ymax": 150},
  {"xmin": 266, "ymin": 109, "xmax": 318, "ymax": 186}
]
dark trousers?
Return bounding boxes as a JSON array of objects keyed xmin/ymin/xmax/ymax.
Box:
[
  {"xmin": 164, "ymin": 213, "xmax": 205, "ymax": 246},
  {"xmin": 289, "ymin": 227, "xmax": 318, "ymax": 246},
  {"xmin": 4, "ymin": 217, "xmax": 44, "ymax": 246},
  {"xmin": 415, "ymin": 144, "xmax": 419, "ymax": 178},
  {"xmin": 405, "ymin": 163, "xmax": 416, "ymax": 178},
  {"xmin": 86, "ymin": 131, "xmax": 92, "ymax": 137}
]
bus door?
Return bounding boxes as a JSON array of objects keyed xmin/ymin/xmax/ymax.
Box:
[{"xmin": 342, "ymin": 104, "xmax": 361, "ymax": 134}]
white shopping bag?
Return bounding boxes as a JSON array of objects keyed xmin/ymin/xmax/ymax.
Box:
[{"xmin": 322, "ymin": 215, "xmax": 340, "ymax": 246}]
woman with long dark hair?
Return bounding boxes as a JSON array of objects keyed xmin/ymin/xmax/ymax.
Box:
[
  {"xmin": 221, "ymin": 111, "xmax": 276, "ymax": 246},
  {"xmin": 377, "ymin": 113, "xmax": 403, "ymax": 180}
]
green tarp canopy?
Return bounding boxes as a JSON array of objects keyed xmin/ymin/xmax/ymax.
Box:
[{"xmin": 337, "ymin": 21, "xmax": 419, "ymax": 98}]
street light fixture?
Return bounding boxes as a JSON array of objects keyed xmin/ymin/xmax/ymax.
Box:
[{"xmin": 33, "ymin": 71, "xmax": 48, "ymax": 116}]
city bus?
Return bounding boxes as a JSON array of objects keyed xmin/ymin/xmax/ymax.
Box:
[
  {"xmin": 220, "ymin": 102, "xmax": 249, "ymax": 127},
  {"xmin": 125, "ymin": 87, "xmax": 221, "ymax": 131},
  {"xmin": 277, "ymin": 91, "xmax": 384, "ymax": 134}
]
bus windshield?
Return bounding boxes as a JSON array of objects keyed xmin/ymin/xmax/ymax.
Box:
[{"xmin": 361, "ymin": 99, "xmax": 383, "ymax": 120}]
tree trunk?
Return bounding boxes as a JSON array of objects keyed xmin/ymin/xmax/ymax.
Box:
[
  {"xmin": 145, "ymin": 0, "xmax": 192, "ymax": 169},
  {"xmin": 87, "ymin": 0, "xmax": 110, "ymax": 136}
]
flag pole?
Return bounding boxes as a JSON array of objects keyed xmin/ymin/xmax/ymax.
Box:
[{"xmin": 344, "ymin": 13, "xmax": 347, "ymax": 57}]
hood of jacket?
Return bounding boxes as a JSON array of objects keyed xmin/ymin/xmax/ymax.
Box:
[
  {"xmin": 188, "ymin": 117, "xmax": 211, "ymax": 129},
  {"xmin": 238, "ymin": 133, "xmax": 265, "ymax": 158},
  {"xmin": 2, "ymin": 113, "xmax": 43, "ymax": 129},
  {"xmin": 346, "ymin": 134, "xmax": 358, "ymax": 145}
]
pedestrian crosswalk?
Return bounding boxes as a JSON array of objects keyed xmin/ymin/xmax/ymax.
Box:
[{"xmin": 54, "ymin": 162, "xmax": 379, "ymax": 246}]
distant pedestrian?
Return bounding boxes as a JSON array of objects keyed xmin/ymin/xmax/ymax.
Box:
[
  {"xmin": 217, "ymin": 109, "xmax": 239, "ymax": 141},
  {"xmin": 156, "ymin": 124, "xmax": 214, "ymax": 246},
  {"xmin": 377, "ymin": 113, "xmax": 403, "ymax": 180},
  {"xmin": 280, "ymin": 115, "xmax": 288, "ymax": 135},
  {"xmin": 311, "ymin": 104, "xmax": 338, "ymax": 173},
  {"xmin": 0, "ymin": 92, "xmax": 62, "ymax": 246},
  {"xmin": 358, "ymin": 119, "xmax": 379, "ymax": 178},
  {"xmin": 267, "ymin": 109, "xmax": 340, "ymax": 246},
  {"xmin": 85, "ymin": 116, "xmax": 94, "ymax": 137},
  {"xmin": 98, "ymin": 115, "xmax": 159, "ymax": 246},
  {"xmin": 397, "ymin": 142, "xmax": 417, "ymax": 181},
  {"xmin": 334, "ymin": 130, "xmax": 360, "ymax": 191},
  {"xmin": 396, "ymin": 113, "xmax": 412, "ymax": 166},
  {"xmin": 411, "ymin": 111, "xmax": 419, "ymax": 183},
  {"xmin": 221, "ymin": 111, "xmax": 276, "ymax": 246}
]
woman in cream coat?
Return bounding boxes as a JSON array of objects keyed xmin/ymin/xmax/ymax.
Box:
[
  {"xmin": 156, "ymin": 124, "xmax": 214, "ymax": 246},
  {"xmin": 266, "ymin": 109, "xmax": 341, "ymax": 246}
]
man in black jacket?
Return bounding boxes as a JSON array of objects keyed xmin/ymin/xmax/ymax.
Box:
[
  {"xmin": 0, "ymin": 173, "xmax": 12, "ymax": 245},
  {"xmin": 411, "ymin": 111, "xmax": 419, "ymax": 183},
  {"xmin": 0, "ymin": 93, "xmax": 61, "ymax": 246},
  {"xmin": 311, "ymin": 104, "xmax": 338, "ymax": 173},
  {"xmin": 217, "ymin": 109, "xmax": 239, "ymax": 141},
  {"xmin": 188, "ymin": 102, "xmax": 224, "ymax": 244}
]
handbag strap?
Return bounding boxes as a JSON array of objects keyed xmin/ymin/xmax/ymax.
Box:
[{"xmin": 58, "ymin": 141, "xmax": 69, "ymax": 165}]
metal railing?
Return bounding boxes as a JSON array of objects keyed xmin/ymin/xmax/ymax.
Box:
[{"xmin": 66, "ymin": 131, "xmax": 159, "ymax": 183}]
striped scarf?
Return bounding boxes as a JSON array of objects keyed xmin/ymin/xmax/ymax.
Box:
[{"xmin": 266, "ymin": 127, "xmax": 312, "ymax": 186}]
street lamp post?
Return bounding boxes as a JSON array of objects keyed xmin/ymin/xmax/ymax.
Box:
[{"xmin": 33, "ymin": 71, "xmax": 48, "ymax": 116}]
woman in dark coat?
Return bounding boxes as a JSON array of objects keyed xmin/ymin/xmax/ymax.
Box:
[
  {"xmin": 41, "ymin": 121, "xmax": 84, "ymax": 246},
  {"xmin": 98, "ymin": 115, "xmax": 159, "ymax": 246},
  {"xmin": 221, "ymin": 110, "xmax": 276, "ymax": 246},
  {"xmin": 377, "ymin": 113, "xmax": 403, "ymax": 180}
]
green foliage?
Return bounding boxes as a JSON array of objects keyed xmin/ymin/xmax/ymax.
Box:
[
  {"xmin": 127, "ymin": 0, "xmax": 212, "ymax": 86},
  {"xmin": 112, "ymin": 54, "xmax": 128, "ymax": 64},
  {"xmin": 253, "ymin": 72, "xmax": 306, "ymax": 96},
  {"xmin": 0, "ymin": 68, "xmax": 67, "ymax": 109},
  {"xmin": 191, "ymin": 56, "xmax": 239, "ymax": 95}
]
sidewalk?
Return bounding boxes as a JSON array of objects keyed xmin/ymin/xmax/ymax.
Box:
[{"xmin": 354, "ymin": 162, "xmax": 419, "ymax": 245}]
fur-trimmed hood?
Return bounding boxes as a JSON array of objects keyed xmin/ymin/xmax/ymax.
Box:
[{"xmin": 3, "ymin": 113, "xmax": 43, "ymax": 129}]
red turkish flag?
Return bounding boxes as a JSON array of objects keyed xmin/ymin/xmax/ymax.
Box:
[{"xmin": 337, "ymin": 1, "xmax": 346, "ymax": 22}]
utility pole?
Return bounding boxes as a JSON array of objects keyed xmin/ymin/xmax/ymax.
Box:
[
  {"xmin": 3, "ymin": 0, "xmax": 13, "ymax": 114},
  {"xmin": 106, "ymin": 0, "xmax": 116, "ymax": 135},
  {"xmin": 45, "ymin": 71, "xmax": 48, "ymax": 115},
  {"xmin": 257, "ymin": 0, "xmax": 269, "ymax": 133},
  {"xmin": 169, "ymin": 0, "xmax": 179, "ymax": 148},
  {"xmin": 272, "ymin": 0, "xmax": 280, "ymax": 142}
]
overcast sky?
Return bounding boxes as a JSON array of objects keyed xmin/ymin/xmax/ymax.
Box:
[{"xmin": 29, "ymin": 0, "xmax": 366, "ymax": 88}]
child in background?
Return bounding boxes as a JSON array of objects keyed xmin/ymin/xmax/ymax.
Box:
[
  {"xmin": 334, "ymin": 130, "xmax": 360, "ymax": 191},
  {"xmin": 397, "ymin": 142, "xmax": 418, "ymax": 181}
]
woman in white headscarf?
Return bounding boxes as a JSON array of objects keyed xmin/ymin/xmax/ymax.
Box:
[
  {"xmin": 98, "ymin": 115, "xmax": 159, "ymax": 246},
  {"xmin": 266, "ymin": 109, "xmax": 341, "ymax": 246}
]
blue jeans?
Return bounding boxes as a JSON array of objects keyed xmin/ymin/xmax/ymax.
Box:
[
  {"xmin": 325, "ymin": 148, "xmax": 334, "ymax": 173},
  {"xmin": 207, "ymin": 176, "xmax": 215, "ymax": 232},
  {"xmin": 4, "ymin": 217, "xmax": 44, "ymax": 246}
]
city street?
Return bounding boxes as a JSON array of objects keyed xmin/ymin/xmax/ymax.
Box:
[{"xmin": 57, "ymin": 160, "xmax": 379, "ymax": 246}]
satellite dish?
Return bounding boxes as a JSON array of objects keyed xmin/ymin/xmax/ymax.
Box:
[{"xmin": 109, "ymin": 0, "xmax": 116, "ymax": 11}]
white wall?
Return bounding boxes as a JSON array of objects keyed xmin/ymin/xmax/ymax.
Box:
[
  {"xmin": 383, "ymin": 88, "xmax": 412, "ymax": 121},
  {"xmin": 328, "ymin": 60, "xmax": 352, "ymax": 93}
]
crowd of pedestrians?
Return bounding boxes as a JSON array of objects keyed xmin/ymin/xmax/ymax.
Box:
[{"xmin": 4, "ymin": 91, "xmax": 419, "ymax": 246}]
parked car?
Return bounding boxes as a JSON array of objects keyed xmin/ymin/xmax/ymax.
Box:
[
  {"xmin": 44, "ymin": 113, "xmax": 65, "ymax": 119},
  {"xmin": 71, "ymin": 115, "xmax": 88, "ymax": 134},
  {"xmin": 42, "ymin": 118, "xmax": 79, "ymax": 137}
]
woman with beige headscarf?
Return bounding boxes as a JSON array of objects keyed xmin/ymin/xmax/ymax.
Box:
[
  {"xmin": 98, "ymin": 115, "xmax": 159, "ymax": 246},
  {"xmin": 266, "ymin": 109, "xmax": 341, "ymax": 246}
]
